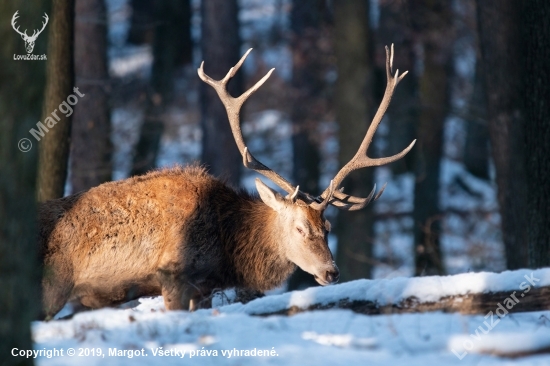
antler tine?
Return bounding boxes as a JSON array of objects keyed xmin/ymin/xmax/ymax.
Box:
[
  {"xmin": 225, "ymin": 48, "xmax": 252, "ymax": 82},
  {"xmin": 330, "ymin": 182, "xmax": 386, "ymax": 211},
  {"xmin": 199, "ymin": 49, "xmax": 307, "ymax": 198},
  {"xmin": 287, "ymin": 185, "xmax": 300, "ymax": 202},
  {"xmin": 373, "ymin": 182, "xmax": 387, "ymax": 201},
  {"xmin": 237, "ymin": 68, "xmax": 275, "ymax": 107},
  {"xmin": 329, "ymin": 184, "xmax": 378, "ymax": 211},
  {"xmin": 317, "ymin": 44, "xmax": 416, "ymax": 211},
  {"xmin": 389, "ymin": 43, "xmax": 394, "ymax": 74}
]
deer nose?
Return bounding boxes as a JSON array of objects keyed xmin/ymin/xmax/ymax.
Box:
[{"xmin": 325, "ymin": 269, "xmax": 340, "ymax": 284}]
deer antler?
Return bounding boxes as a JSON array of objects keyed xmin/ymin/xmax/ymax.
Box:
[
  {"xmin": 198, "ymin": 46, "xmax": 414, "ymax": 212},
  {"xmin": 11, "ymin": 11, "xmax": 28, "ymax": 38},
  {"xmin": 29, "ymin": 13, "xmax": 49, "ymax": 40},
  {"xmin": 11, "ymin": 11, "xmax": 48, "ymax": 41},
  {"xmin": 198, "ymin": 49, "xmax": 314, "ymax": 202},
  {"xmin": 198, "ymin": 50, "xmax": 336, "ymax": 206},
  {"xmin": 41, "ymin": 13, "xmax": 49, "ymax": 32},
  {"xmin": 315, "ymin": 44, "xmax": 416, "ymax": 211}
]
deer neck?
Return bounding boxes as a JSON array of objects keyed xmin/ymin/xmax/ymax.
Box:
[{"xmin": 228, "ymin": 197, "xmax": 296, "ymax": 291}]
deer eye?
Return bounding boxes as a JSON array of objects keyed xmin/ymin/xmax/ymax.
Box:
[{"xmin": 296, "ymin": 227, "xmax": 305, "ymax": 237}]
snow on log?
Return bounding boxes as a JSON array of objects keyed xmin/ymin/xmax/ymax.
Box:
[{"xmin": 215, "ymin": 268, "xmax": 550, "ymax": 317}]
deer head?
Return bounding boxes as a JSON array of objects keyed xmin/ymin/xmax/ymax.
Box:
[
  {"xmin": 12, "ymin": 11, "xmax": 49, "ymax": 54},
  {"xmin": 198, "ymin": 45, "xmax": 415, "ymax": 285}
]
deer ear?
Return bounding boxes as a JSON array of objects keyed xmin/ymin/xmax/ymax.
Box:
[{"xmin": 255, "ymin": 178, "xmax": 285, "ymax": 211}]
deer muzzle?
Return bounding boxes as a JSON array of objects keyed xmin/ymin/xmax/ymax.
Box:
[{"xmin": 313, "ymin": 264, "xmax": 340, "ymax": 286}]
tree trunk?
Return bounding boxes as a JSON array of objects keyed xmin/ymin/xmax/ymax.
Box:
[
  {"xmin": 127, "ymin": 0, "xmax": 155, "ymax": 45},
  {"xmin": 200, "ymin": 0, "xmax": 242, "ymax": 186},
  {"xmin": 0, "ymin": 2, "xmax": 46, "ymax": 363},
  {"xmin": 127, "ymin": 0, "xmax": 192, "ymax": 63},
  {"xmin": 37, "ymin": 0, "xmax": 75, "ymax": 202},
  {"xmin": 522, "ymin": 1, "xmax": 550, "ymax": 267},
  {"xmin": 286, "ymin": 0, "xmax": 328, "ymax": 290},
  {"xmin": 463, "ymin": 51, "xmax": 490, "ymax": 181},
  {"xmin": 131, "ymin": 0, "xmax": 192, "ymax": 176},
  {"xmin": 476, "ymin": 0, "xmax": 529, "ymax": 269},
  {"xmin": 377, "ymin": 0, "xmax": 418, "ymax": 175},
  {"xmin": 333, "ymin": 0, "xmax": 375, "ymax": 282},
  {"xmin": 410, "ymin": 0, "xmax": 452, "ymax": 276},
  {"xmin": 70, "ymin": 0, "xmax": 111, "ymax": 193}
]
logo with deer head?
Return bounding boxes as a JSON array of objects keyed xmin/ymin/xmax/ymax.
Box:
[{"xmin": 11, "ymin": 11, "xmax": 49, "ymax": 54}]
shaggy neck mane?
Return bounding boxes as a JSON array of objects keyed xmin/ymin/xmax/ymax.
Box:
[{"xmin": 223, "ymin": 192, "xmax": 296, "ymax": 291}]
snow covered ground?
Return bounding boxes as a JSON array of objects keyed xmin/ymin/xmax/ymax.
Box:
[{"xmin": 30, "ymin": 268, "xmax": 550, "ymax": 365}]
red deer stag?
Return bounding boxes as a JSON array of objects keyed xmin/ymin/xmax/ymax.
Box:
[{"xmin": 39, "ymin": 45, "xmax": 414, "ymax": 319}]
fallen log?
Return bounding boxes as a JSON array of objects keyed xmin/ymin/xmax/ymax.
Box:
[
  {"xmin": 216, "ymin": 268, "xmax": 550, "ymax": 317},
  {"xmin": 261, "ymin": 284, "xmax": 550, "ymax": 317}
]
